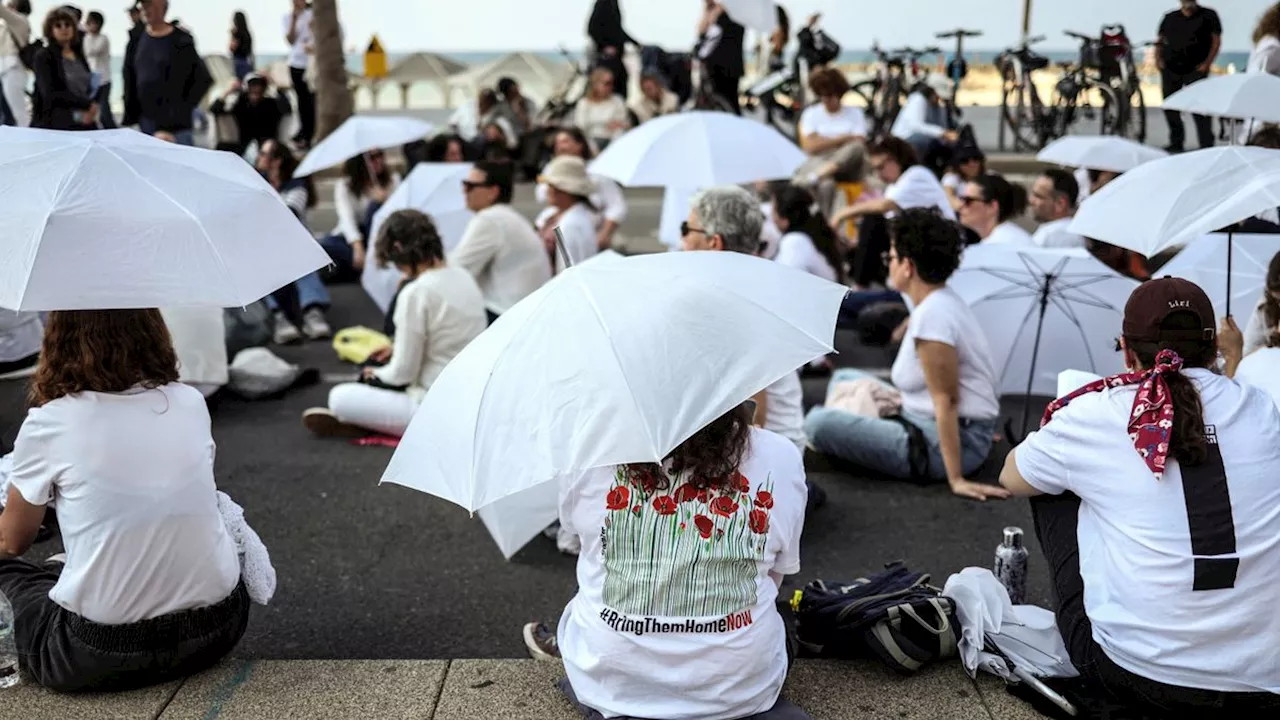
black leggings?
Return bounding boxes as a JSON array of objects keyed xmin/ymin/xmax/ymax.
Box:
[{"xmin": 290, "ymin": 67, "xmax": 316, "ymax": 144}]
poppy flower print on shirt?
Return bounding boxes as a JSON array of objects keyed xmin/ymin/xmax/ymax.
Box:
[
  {"xmin": 606, "ymin": 486, "xmax": 630, "ymax": 511},
  {"xmin": 710, "ymin": 495, "xmax": 739, "ymax": 518},
  {"xmin": 652, "ymin": 495, "xmax": 677, "ymax": 516}
]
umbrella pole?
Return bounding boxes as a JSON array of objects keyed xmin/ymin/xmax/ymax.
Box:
[
  {"xmin": 1226, "ymin": 230, "xmax": 1234, "ymax": 317},
  {"xmin": 554, "ymin": 227, "xmax": 574, "ymax": 269},
  {"xmin": 1019, "ymin": 274, "xmax": 1054, "ymax": 438}
]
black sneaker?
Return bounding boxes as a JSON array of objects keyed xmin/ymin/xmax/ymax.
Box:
[{"xmin": 522, "ymin": 621, "xmax": 560, "ymax": 661}]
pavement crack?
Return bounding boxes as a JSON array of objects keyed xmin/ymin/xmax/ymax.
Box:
[
  {"xmin": 151, "ymin": 676, "xmax": 187, "ymax": 720},
  {"xmin": 429, "ymin": 659, "xmax": 451, "ymax": 718}
]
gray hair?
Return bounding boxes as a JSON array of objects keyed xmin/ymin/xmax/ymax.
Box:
[{"xmin": 690, "ymin": 186, "xmax": 765, "ymax": 255}]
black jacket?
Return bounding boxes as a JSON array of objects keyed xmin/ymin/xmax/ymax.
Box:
[
  {"xmin": 30, "ymin": 45, "xmax": 93, "ymax": 130},
  {"xmin": 211, "ymin": 91, "xmax": 290, "ymax": 154},
  {"xmin": 121, "ymin": 22, "xmax": 145, "ymax": 126},
  {"xmin": 587, "ymin": 0, "xmax": 635, "ymax": 51},
  {"xmin": 122, "ymin": 25, "xmax": 212, "ymax": 131},
  {"xmin": 705, "ymin": 11, "xmax": 746, "ymax": 79}
]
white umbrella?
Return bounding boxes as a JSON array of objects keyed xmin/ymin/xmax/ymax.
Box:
[
  {"xmin": 1036, "ymin": 136, "xmax": 1168, "ymax": 174},
  {"xmin": 380, "ymin": 250, "xmax": 846, "ymax": 514},
  {"xmin": 361, "ymin": 163, "xmax": 474, "ymax": 313},
  {"xmin": 720, "ymin": 0, "xmax": 778, "ymax": 34},
  {"xmin": 587, "ymin": 111, "xmax": 806, "ymax": 187},
  {"xmin": 294, "ymin": 116, "xmax": 435, "ymax": 177},
  {"xmin": 1158, "ymin": 232, "xmax": 1280, "ymax": 320},
  {"xmin": 1162, "ymin": 72, "xmax": 1280, "ymax": 124},
  {"xmin": 0, "ymin": 128, "xmax": 330, "ymax": 311},
  {"xmin": 950, "ymin": 244, "xmax": 1136, "ymax": 432}
]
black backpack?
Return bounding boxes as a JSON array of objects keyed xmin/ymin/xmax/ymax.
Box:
[{"xmin": 792, "ymin": 563, "xmax": 959, "ymax": 674}]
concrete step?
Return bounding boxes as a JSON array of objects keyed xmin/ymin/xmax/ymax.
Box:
[{"xmin": 7, "ymin": 658, "xmax": 1047, "ymax": 719}]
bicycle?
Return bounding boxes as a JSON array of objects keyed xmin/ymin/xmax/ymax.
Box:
[
  {"xmin": 744, "ymin": 16, "xmax": 847, "ymax": 143},
  {"xmin": 1059, "ymin": 30, "xmax": 1128, "ymax": 138},
  {"xmin": 535, "ymin": 46, "xmax": 589, "ymax": 127},
  {"xmin": 853, "ymin": 44, "xmax": 938, "ymax": 137},
  {"xmin": 1097, "ymin": 25, "xmax": 1148, "ymax": 143},
  {"xmin": 935, "ymin": 28, "xmax": 983, "ymax": 128}
]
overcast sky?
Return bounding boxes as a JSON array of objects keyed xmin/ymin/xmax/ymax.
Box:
[{"xmin": 68, "ymin": 1, "xmax": 1275, "ymax": 56}]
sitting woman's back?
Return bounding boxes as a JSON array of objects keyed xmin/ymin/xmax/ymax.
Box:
[{"xmin": 558, "ymin": 406, "xmax": 808, "ymax": 720}]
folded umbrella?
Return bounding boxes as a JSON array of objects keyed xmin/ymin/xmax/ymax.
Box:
[
  {"xmin": 1036, "ymin": 135, "xmax": 1167, "ymax": 174},
  {"xmin": 294, "ymin": 115, "xmax": 435, "ymax": 178}
]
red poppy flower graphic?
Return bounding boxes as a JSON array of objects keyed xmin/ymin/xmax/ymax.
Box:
[
  {"xmin": 674, "ymin": 484, "xmax": 699, "ymax": 504},
  {"xmin": 694, "ymin": 515, "xmax": 714, "ymax": 539},
  {"xmin": 606, "ymin": 486, "xmax": 630, "ymax": 511},
  {"xmin": 652, "ymin": 495, "xmax": 677, "ymax": 516},
  {"xmin": 732, "ymin": 471, "xmax": 751, "ymax": 493},
  {"xmin": 696, "ymin": 488, "xmax": 709, "ymax": 503},
  {"xmin": 632, "ymin": 505, "xmax": 642, "ymax": 515},
  {"xmin": 749, "ymin": 509, "xmax": 770, "ymax": 534},
  {"xmin": 710, "ymin": 495, "xmax": 739, "ymax": 518},
  {"xmin": 754, "ymin": 490, "xmax": 774, "ymax": 509}
]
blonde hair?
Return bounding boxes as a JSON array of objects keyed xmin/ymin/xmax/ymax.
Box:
[{"xmin": 589, "ymin": 67, "xmax": 615, "ymax": 98}]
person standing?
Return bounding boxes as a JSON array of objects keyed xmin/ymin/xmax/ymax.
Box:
[
  {"xmin": 120, "ymin": 2, "xmax": 143, "ymax": 126},
  {"xmin": 697, "ymin": 0, "xmax": 745, "ymax": 114},
  {"xmin": 1158, "ymin": 1, "xmax": 1221, "ymax": 153},
  {"xmin": 0, "ymin": 0, "xmax": 32, "ymax": 127},
  {"xmin": 31, "ymin": 7, "xmax": 96, "ymax": 131},
  {"xmin": 1241, "ymin": 4, "xmax": 1280, "ymax": 142},
  {"xmin": 586, "ymin": 0, "xmax": 634, "ymax": 99},
  {"xmin": 284, "ymin": 0, "xmax": 314, "ymax": 150},
  {"xmin": 229, "ymin": 10, "xmax": 253, "ymax": 81},
  {"xmin": 123, "ymin": 0, "xmax": 211, "ymax": 145},
  {"xmin": 82, "ymin": 11, "xmax": 114, "ymax": 128}
]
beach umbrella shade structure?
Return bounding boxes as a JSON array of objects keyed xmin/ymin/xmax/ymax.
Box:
[
  {"xmin": 294, "ymin": 115, "xmax": 435, "ymax": 177},
  {"xmin": 719, "ymin": 0, "xmax": 779, "ymax": 33},
  {"xmin": 0, "ymin": 128, "xmax": 331, "ymax": 311},
  {"xmin": 362, "ymin": 163, "xmax": 474, "ymax": 312},
  {"xmin": 1162, "ymin": 72, "xmax": 1280, "ymax": 125},
  {"xmin": 380, "ymin": 251, "xmax": 846, "ymax": 527},
  {"xmin": 950, "ymin": 245, "xmax": 1136, "ymax": 435},
  {"xmin": 1158, "ymin": 232, "xmax": 1280, "ymax": 320},
  {"xmin": 588, "ymin": 111, "xmax": 807, "ymax": 188},
  {"xmin": 1036, "ymin": 135, "xmax": 1168, "ymax": 174}
]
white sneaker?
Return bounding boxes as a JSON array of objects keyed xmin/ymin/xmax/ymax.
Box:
[
  {"xmin": 301, "ymin": 307, "xmax": 332, "ymax": 340},
  {"xmin": 273, "ymin": 311, "xmax": 302, "ymax": 345}
]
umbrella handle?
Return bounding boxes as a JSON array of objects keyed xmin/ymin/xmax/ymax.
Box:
[
  {"xmin": 1226, "ymin": 230, "xmax": 1233, "ymax": 318},
  {"xmin": 554, "ymin": 227, "xmax": 574, "ymax": 269}
]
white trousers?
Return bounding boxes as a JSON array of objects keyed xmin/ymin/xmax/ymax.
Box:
[
  {"xmin": 329, "ymin": 383, "xmax": 417, "ymax": 437},
  {"xmin": 1, "ymin": 67, "xmax": 29, "ymax": 127}
]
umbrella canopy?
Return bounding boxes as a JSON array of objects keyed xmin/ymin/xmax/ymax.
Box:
[
  {"xmin": 1036, "ymin": 136, "xmax": 1168, "ymax": 174},
  {"xmin": 1158, "ymin": 232, "xmax": 1280, "ymax": 320},
  {"xmin": 362, "ymin": 163, "xmax": 474, "ymax": 312},
  {"xmin": 721, "ymin": 0, "xmax": 778, "ymax": 34},
  {"xmin": 588, "ymin": 111, "xmax": 806, "ymax": 187},
  {"xmin": 0, "ymin": 128, "xmax": 330, "ymax": 311},
  {"xmin": 950, "ymin": 245, "xmax": 1136, "ymax": 398},
  {"xmin": 1162, "ymin": 73, "xmax": 1280, "ymax": 124},
  {"xmin": 295, "ymin": 115, "xmax": 435, "ymax": 177},
  {"xmin": 380, "ymin": 250, "xmax": 846, "ymax": 512},
  {"xmin": 1070, "ymin": 146, "xmax": 1280, "ymax": 257}
]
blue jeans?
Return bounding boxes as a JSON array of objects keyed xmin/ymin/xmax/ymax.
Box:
[
  {"xmin": 139, "ymin": 117, "xmax": 193, "ymax": 146},
  {"xmin": 804, "ymin": 369, "xmax": 996, "ymax": 481},
  {"xmin": 264, "ymin": 271, "xmax": 330, "ymax": 313}
]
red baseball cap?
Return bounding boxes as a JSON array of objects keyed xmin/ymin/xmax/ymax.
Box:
[{"xmin": 1122, "ymin": 277, "xmax": 1216, "ymax": 344}]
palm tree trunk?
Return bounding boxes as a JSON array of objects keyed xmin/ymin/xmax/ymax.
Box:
[{"xmin": 311, "ymin": 0, "xmax": 354, "ymax": 141}]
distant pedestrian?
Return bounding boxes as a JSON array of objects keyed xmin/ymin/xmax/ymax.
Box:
[
  {"xmin": 31, "ymin": 7, "xmax": 95, "ymax": 131},
  {"xmin": 120, "ymin": 2, "xmax": 142, "ymax": 123},
  {"xmin": 697, "ymin": 0, "xmax": 746, "ymax": 114},
  {"xmin": 229, "ymin": 10, "xmax": 253, "ymax": 80},
  {"xmin": 587, "ymin": 0, "xmax": 634, "ymax": 99},
  {"xmin": 1158, "ymin": 0, "xmax": 1221, "ymax": 152},
  {"xmin": 82, "ymin": 11, "xmax": 114, "ymax": 128},
  {"xmin": 122, "ymin": 0, "xmax": 211, "ymax": 145},
  {"xmin": 0, "ymin": 0, "xmax": 33, "ymax": 127},
  {"xmin": 284, "ymin": 0, "xmax": 314, "ymax": 150}
]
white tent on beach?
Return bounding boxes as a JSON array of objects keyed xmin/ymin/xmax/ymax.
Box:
[
  {"xmin": 383, "ymin": 52, "xmax": 469, "ymax": 108},
  {"xmin": 446, "ymin": 52, "xmax": 575, "ymax": 107}
]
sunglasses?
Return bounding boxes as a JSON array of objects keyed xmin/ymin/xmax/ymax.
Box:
[
  {"xmin": 461, "ymin": 180, "xmax": 494, "ymax": 191},
  {"xmin": 681, "ymin": 222, "xmax": 708, "ymax": 237},
  {"xmin": 958, "ymin": 195, "xmax": 985, "ymax": 206}
]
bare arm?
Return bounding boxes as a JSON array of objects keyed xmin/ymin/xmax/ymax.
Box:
[
  {"xmin": 1203, "ymin": 34, "xmax": 1222, "ymax": 71},
  {"xmin": 998, "ymin": 448, "xmax": 1043, "ymax": 497},
  {"xmin": 0, "ymin": 487, "xmax": 46, "ymax": 559},
  {"xmin": 918, "ymin": 339, "xmax": 1010, "ymax": 501},
  {"xmin": 802, "ymin": 133, "xmax": 857, "ymax": 155},
  {"xmin": 832, "ymin": 197, "xmax": 898, "ymax": 226},
  {"xmin": 286, "ymin": 13, "xmax": 299, "ymax": 45}
]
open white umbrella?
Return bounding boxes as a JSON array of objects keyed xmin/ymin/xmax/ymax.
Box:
[
  {"xmin": 950, "ymin": 244, "xmax": 1136, "ymax": 433},
  {"xmin": 587, "ymin": 111, "xmax": 806, "ymax": 187},
  {"xmin": 361, "ymin": 163, "xmax": 474, "ymax": 313},
  {"xmin": 294, "ymin": 116, "xmax": 435, "ymax": 177},
  {"xmin": 379, "ymin": 250, "xmax": 846, "ymax": 515},
  {"xmin": 1162, "ymin": 72, "xmax": 1280, "ymax": 124},
  {"xmin": 1036, "ymin": 136, "xmax": 1168, "ymax": 174},
  {"xmin": 0, "ymin": 128, "xmax": 330, "ymax": 311},
  {"xmin": 1158, "ymin": 232, "xmax": 1280, "ymax": 320},
  {"xmin": 720, "ymin": 0, "xmax": 778, "ymax": 34}
]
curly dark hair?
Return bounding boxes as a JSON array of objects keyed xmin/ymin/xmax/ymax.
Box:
[
  {"xmin": 623, "ymin": 404, "xmax": 753, "ymax": 493},
  {"xmin": 31, "ymin": 309, "xmax": 179, "ymax": 407},
  {"xmin": 808, "ymin": 66, "xmax": 850, "ymax": 98},
  {"xmin": 1263, "ymin": 251, "xmax": 1280, "ymax": 336},
  {"xmin": 889, "ymin": 208, "xmax": 964, "ymax": 285},
  {"xmin": 867, "ymin": 136, "xmax": 919, "ymax": 171},
  {"xmin": 42, "ymin": 7, "xmax": 80, "ymax": 45},
  {"xmin": 1123, "ymin": 312, "xmax": 1215, "ymax": 467},
  {"xmin": 374, "ymin": 209, "xmax": 445, "ymax": 270}
]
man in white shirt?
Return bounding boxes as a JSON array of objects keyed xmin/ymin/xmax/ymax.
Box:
[
  {"xmin": 1028, "ymin": 169, "xmax": 1086, "ymax": 249},
  {"xmin": 283, "ymin": 0, "xmax": 314, "ymax": 148},
  {"xmin": 449, "ymin": 160, "xmax": 552, "ymax": 323},
  {"xmin": 891, "ymin": 81, "xmax": 959, "ymax": 174},
  {"xmin": 0, "ymin": 0, "xmax": 31, "ymax": 127}
]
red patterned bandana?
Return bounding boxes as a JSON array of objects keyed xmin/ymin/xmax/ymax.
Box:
[{"xmin": 1041, "ymin": 349, "xmax": 1184, "ymax": 481}]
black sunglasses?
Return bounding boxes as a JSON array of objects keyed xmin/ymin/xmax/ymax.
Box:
[
  {"xmin": 958, "ymin": 195, "xmax": 985, "ymax": 206},
  {"xmin": 680, "ymin": 222, "xmax": 708, "ymax": 237},
  {"xmin": 461, "ymin": 179, "xmax": 494, "ymax": 191}
]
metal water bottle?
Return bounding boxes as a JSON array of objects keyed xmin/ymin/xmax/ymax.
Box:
[{"xmin": 994, "ymin": 527, "xmax": 1029, "ymax": 605}]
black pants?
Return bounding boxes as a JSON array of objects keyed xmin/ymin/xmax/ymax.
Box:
[
  {"xmin": 708, "ymin": 67, "xmax": 742, "ymax": 115},
  {"xmin": 1030, "ymin": 494, "xmax": 1280, "ymax": 715},
  {"xmin": 1161, "ymin": 70, "xmax": 1213, "ymax": 151},
  {"xmin": 290, "ymin": 67, "xmax": 316, "ymax": 144},
  {"xmin": 849, "ymin": 214, "xmax": 891, "ymax": 289},
  {"xmin": 0, "ymin": 559, "xmax": 250, "ymax": 693}
]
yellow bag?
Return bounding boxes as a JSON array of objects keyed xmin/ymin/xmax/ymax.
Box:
[{"xmin": 333, "ymin": 326, "xmax": 392, "ymax": 365}]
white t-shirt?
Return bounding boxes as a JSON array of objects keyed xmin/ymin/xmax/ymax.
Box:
[
  {"xmin": 775, "ymin": 232, "xmax": 836, "ymax": 282},
  {"xmin": 798, "ymin": 103, "xmax": 867, "ymax": 140},
  {"xmin": 890, "ymin": 92, "xmax": 946, "ymax": 140},
  {"xmin": 764, "ymin": 370, "xmax": 806, "ymax": 451},
  {"xmin": 890, "ymin": 286, "xmax": 1000, "ymax": 420},
  {"xmin": 1031, "ymin": 217, "xmax": 1086, "ymax": 249},
  {"xmin": 8, "ymin": 384, "xmax": 242, "ymax": 625},
  {"xmin": 1234, "ymin": 347, "xmax": 1280, "ymax": 411},
  {"xmin": 1015, "ymin": 369, "xmax": 1280, "ymax": 693},
  {"xmin": 535, "ymin": 202, "xmax": 599, "ymax": 273},
  {"xmin": 558, "ymin": 428, "xmax": 807, "ymax": 720},
  {"xmin": 448, "ymin": 203, "xmax": 552, "ymax": 315},
  {"xmin": 983, "ymin": 221, "xmax": 1033, "ymax": 246},
  {"xmin": 886, "ymin": 166, "xmax": 957, "ymax": 220},
  {"xmin": 283, "ymin": 9, "xmax": 313, "ymax": 69}
]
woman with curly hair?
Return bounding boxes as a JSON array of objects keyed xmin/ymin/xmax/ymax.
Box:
[
  {"xmin": 0, "ymin": 309, "xmax": 248, "ymax": 692},
  {"xmin": 524, "ymin": 401, "xmax": 811, "ymax": 720},
  {"xmin": 304, "ymin": 209, "xmax": 487, "ymax": 439}
]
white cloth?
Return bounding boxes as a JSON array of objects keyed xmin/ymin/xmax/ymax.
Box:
[
  {"xmin": 215, "ymin": 491, "xmax": 275, "ymax": 605},
  {"xmin": 759, "ymin": 202, "xmax": 781, "ymax": 260},
  {"xmin": 536, "ymin": 203, "xmax": 599, "ymax": 272},
  {"xmin": 1074, "ymin": 167, "xmax": 1092, "ymax": 202},
  {"xmin": 0, "ymin": 64, "xmax": 27, "ymax": 127},
  {"xmin": 331, "ymin": 174, "xmax": 402, "ymax": 244},
  {"xmin": 886, "ymin": 166, "xmax": 956, "ymax": 220},
  {"xmin": 449, "ymin": 203, "xmax": 552, "ymax": 315},
  {"xmin": 1242, "ymin": 36, "xmax": 1280, "ymax": 142},
  {"xmin": 7, "ymin": 384, "xmax": 241, "ymax": 625},
  {"xmin": 1234, "ymin": 347, "xmax": 1280, "ymax": 411},
  {"xmin": 573, "ymin": 95, "xmax": 630, "ymax": 142},
  {"xmin": 764, "ymin": 370, "xmax": 806, "ymax": 451},
  {"xmin": 799, "ymin": 103, "xmax": 867, "ymax": 140},
  {"xmin": 283, "ymin": 9, "xmax": 313, "ymax": 69},
  {"xmin": 1015, "ymin": 369, "xmax": 1280, "ymax": 693},
  {"xmin": 891, "ymin": 92, "xmax": 946, "ymax": 140},
  {"xmin": 941, "ymin": 172, "xmax": 963, "ymax": 194},
  {"xmin": 535, "ymin": 174, "xmax": 628, "ymax": 227},
  {"xmin": 0, "ymin": 4, "xmax": 30, "ymax": 75},
  {"xmin": 1242, "ymin": 296, "xmax": 1270, "ymax": 357},
  {"xmin": 82, "ymin": 33, "xmax": 110, "ymax": 77},
  {"xmin": 775, "ymin": 231, "xmax": 836, "ymax": 282},
  {"xmin": 160, "ymin": 307, "xmax": 230, "ymax": 389},
  {"xmin": 891, "ymin": 286, "xmax": 1000, "ymax": 420},
  {"xmin": 449, "ymin": 102, "xmax": 480, "ymax": 142},
  {"xmin": 0, "ymin": 309, "xmax": 41, "ymax": 363},
  {"xmin": 330, "ymin": 383, "xmax": 419, "ymax": 437},
  {"xmin": 557, "ymin": 428, "xmax": 807, "ymax": 720},
  {"xmin": 372, "ymin": 265, "xmax": 488, "ymax": 403},
  {"xmin": 983, "ymin": 221, "xmax": 1033, "ymax": 246},
  {"xmin": 1030, "ymin": 217, "xmax": 1086, "ymax": 249},
  {"xmin": 630, "ymin": 89, "xmax": 679, "ymax": 124}
]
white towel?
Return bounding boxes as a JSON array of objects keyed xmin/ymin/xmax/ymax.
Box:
[{"xmin": 217, "ymin": 491, "xmax": 277, "ymax": 605}]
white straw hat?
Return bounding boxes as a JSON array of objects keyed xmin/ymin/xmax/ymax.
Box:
[{"xmin": 539, "ymin": 155, "xmax": 596, "ymax": 198}]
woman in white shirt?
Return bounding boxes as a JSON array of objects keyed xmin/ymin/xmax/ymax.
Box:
[
  {"xmin": 535, "ymin": 126, "xmax": 628, "ymax": 250},
  {"xmin": 526, "ymin": 404, "xmax": 810, "ymax": 720},
  {"xmin": 958, "ymin": 174, "xmax": 1032, "ymax": 246},
  {"xmin": 806, "ymin": 209, "xmax": 1008, "ymax": 501},
  {"xmin": 0, "ymin": 309, "xmax": 248, "ymax": 692},
  {"xmin": 1241, "ymin": 251, "xmax": 1280, "ymax": 357},
  {"xmin": 771, "ymin": 185, "xmax": 842, "ymax": 282},
  {"xmin": 890, "ymin": 81, "xmax": 959, "ymax": 174},
  {"xmin": 82, "ymin": 11, "xmax": 113, "ymax": 128},
  {"xmin": 573, "ymin": 67, "xmax": 631, "ymax": 150},
  {"xmin": 317, "ymin": 150, "xmax": 402, "ymax": 282},
  {"xmin": 534, "ymin": 155, "xmax": 599, "ymax": 273},
  {"xmin": 305, "ymin": 209, "xmax": 488, "ymax": 438},
  {"xmin": 1001, "ymin": 278, "xmax": 1280, "ymax": 714}
]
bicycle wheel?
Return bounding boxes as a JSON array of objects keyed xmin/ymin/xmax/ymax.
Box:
[
  {"xmin": 876, "ymin": 81, "xmax": 906, "ymax": 137},
  {"xmin": 1125, "ymin": 80, "xmax": 1147, "ymax": 143},
  {"xmin": 849, "ymin": 80, "xmax": 881, "ymax": 133},
  {"xmin": 1000, "ymin": 67, "xmax": 1041, "ymax": 151},
  {"xmin": 1096, "ymin": 83, "xmax": 1125, "ymax": 137}
]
